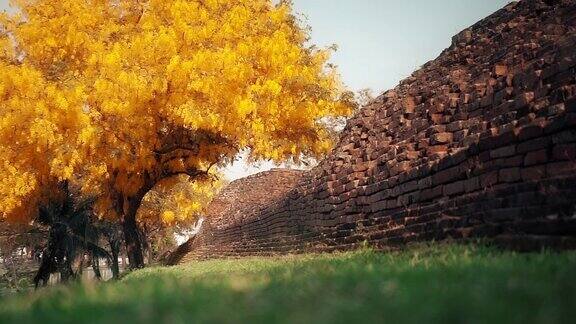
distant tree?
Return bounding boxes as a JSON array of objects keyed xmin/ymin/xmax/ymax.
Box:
[
  {"xmin": 317, "ymin": 89, "xmax": 371, "ymax": 145},
  {"xmin": 0, "ymin": 222, "xmax": 46, "ymax": 291},
  {"xmin": 97, "ymin": 220, "xmax": 123, "ymax": 280},
  {"xmin": 356, "ymin": 88, "xmax": 375, "ymax": 107}
]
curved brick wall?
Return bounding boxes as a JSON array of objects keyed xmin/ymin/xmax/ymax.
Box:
[
  {"xmin": 179, "ymin": 0, "xmax": 576, "ymax": 263},
  {"xmin": 205, "ymin": 169, "xmax": 304, "ymax": 229},
  {"xmin": 167, "ymin": 169, "xmax": 303, "ymax": 264}
]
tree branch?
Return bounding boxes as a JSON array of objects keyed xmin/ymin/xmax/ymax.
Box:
[
  {"xmin": 153, "ymin": 143, "xmax": 199, "ymax": 156},
  {"xmin": 162, "ymin": 168, "xmax": 211, "ymax": 181}
]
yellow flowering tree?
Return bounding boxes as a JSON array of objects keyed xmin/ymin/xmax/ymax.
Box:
[
  {"xmin": 0, "ymin": 0, "xmax": 352, "ymax": 268},
  {"xmin": 0, "ymin": 54, "xmax": 92, "ymax": 223}
]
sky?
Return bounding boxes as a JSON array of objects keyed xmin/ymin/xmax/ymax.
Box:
[{"xmin": 0, "ymin": 0, "xmax": 512, "ymax": 180}]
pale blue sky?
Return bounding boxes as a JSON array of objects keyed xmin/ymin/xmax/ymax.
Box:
[
  {"xmin": 292, "ymin": 0, "xmax": 511, "ymax": 93},
  {"xmin": 0, "ymin": 0, "xmax": 512, "ymax": 179}
]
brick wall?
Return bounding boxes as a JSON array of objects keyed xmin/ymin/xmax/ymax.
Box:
[
  {"xmin": 205, "ymin": 169, "xmax": 304, "ymax": 230},
  {"xmin": 179, "ymin": 0, "xmax": 576, "ymax": 263}
]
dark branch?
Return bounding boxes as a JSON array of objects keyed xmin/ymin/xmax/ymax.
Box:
[
  {"xmin": 153, "ymin": 143, "xmax": 199, "ymax": 155},
  {"xmin": 162, "ymin": 168, "xmax": 211, "ymax": 181}
]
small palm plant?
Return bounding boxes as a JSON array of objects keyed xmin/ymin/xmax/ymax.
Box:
[{"xmin": 34, "ymin": 182, "xmax": 111, "ymax": 288}]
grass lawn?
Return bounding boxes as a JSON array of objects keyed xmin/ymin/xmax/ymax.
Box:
[{"xmin": 0, "ymin": 243, "xmax": 575, "ymax": 324}]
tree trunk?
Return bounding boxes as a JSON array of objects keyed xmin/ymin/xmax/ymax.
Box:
[
  {"xmin": 122, "ymin": 209, "xmax": 144, "ymax": 270},
  {"xmin": 59, "ymin": 226, "xmax": 74, "ymax": 283},
  {"xmin": 116, "ymin": 173, "xmax": 155, "ymax": 270},
  {"xmin": 148, "ymin": 247, "xmax": 153, "ymax": 265},
  {"xmin": 77, "ymin": 254, "xmax": 85, "ymax": 277},
  {"xmin": 110, "ymin": 245, "xmax": 120, "ymax": 279},
  {"xmin": 140, "ymin": 226, "xmax": 151, "ymax": 265},
  {"xmin": 92, "ymin": 253, "xmax": 102, "ymax": 280},
  {"xmin": 60, "ymin": 259, "xmax": 74, "ymax": 282}
]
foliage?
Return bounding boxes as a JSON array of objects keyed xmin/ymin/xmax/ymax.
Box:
[
  {"xmin": 0, "ymin": 0, "xmax": 353, "ymax": 267},
  {"xmin": 138, "ymin": 175, "xmax": 222, "ymax": 230},
  {"xmin": 0, "ymin": 244, "xmax": 575, "ymax": 323},
  {"xmin": 0, "ymin": 53, "xmax": 91, "ymax": 223},
  {"xmin": 136, "ymin": 175, "xmax": 222, "ymax": 263},
  {"xmin": 0, "ymin": 0, "xmax": 352, "ymax": 222}
]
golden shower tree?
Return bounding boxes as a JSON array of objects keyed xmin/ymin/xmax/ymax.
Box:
[{"xmin": 0, "ymin": 0, "xmax": 352, "ymax": 268}]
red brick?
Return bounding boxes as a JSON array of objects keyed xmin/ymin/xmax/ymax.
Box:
[
  {"xmin": 444, "ymin": 180, "xmax": 466, "ymax": 196},
  {"xmin": 515, "ymin": 92, "xmax": 534, "ymax": 109},
  {"xmin": 521, "ymin": 166, "xmax": 546, "ymax": 181},
  {"xmin": 428, "ymin": 145, "xmax": 448, "ymax": 155},
  {"xmin": 499, "ymin": 168, "xmax": 521, "ymax": 183},
  {"xmin": 547, "ymin": 161, "xmax": 576, "ymax": 177},
  {"xmin": 552, "ymin": 144, "xmax": 576, "ymax": 161},
  {"xmin": 433, "ymin": 166, "xmax": 464, "ymax": 185},
  {"xmin": 454, "ymin": 129, "xmax": 469, "ymax": 142},
  {"xmin": 352, "ymin": 162, "xmax": 369, "ymax": 172},
  {"xmin": 518, "ymin": 125, "xmax": 544, "ymax": 141},
  {"xmin": 403, "ymin": 96, "xmax": 417, "ymax": 114},
  {"xmin": 501, "ymin": 155, "xmax": 524, "ymax": 167},
  {"xmin": 480, "ymin": 171, "xmax": 498, "ymax": 187},
  {"xmin": 418, "ymin": 176, "xmax": 432, "ymax": 190},
  {"xmin": 447, "ymin": 121, "xmax": 466, "ymax": 132},
  {"xmin": 517, "ymin": 137, "xmax": 550, "ymax": 153},
  {"xmin": 431, "ymin": 132, "xmax": 454, "ymax": 145},
  {"xmin": 524, "ymin": 149, "xmax": 548, "ymax": 166},
  {"xmin": 390, "ymin": 161, "xmax": 410, "ymax": 176},
  {"xmin": 479, "ymin": 151, "xmax": 491, "ymax": 162},
  {"xmin": 490, "ymin": 145, "xmax": 516, "ymax": 158},
  {"xmin": 406, "ymin": 151, "xmax": 420, "ymax": 160},
  {"xmin": 485, "ymin": 130, "xmax": 517, "ymax": 150},
  {"xmin": 464, "ymin": 177, "xmax": 480, "ymax": 192},
  {"xmin": 421, "ymin": 186, "xmax": 443, "ymax": 201},
  {"xmin": 553, "ymin": 130, "xmax": 576, "ymax": 144}
]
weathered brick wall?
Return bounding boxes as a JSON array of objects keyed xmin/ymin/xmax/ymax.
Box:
[
  {"xmin": 205, "ymin": 169, "xmax": 304, "ymax": 229},
  {"xmin": 164, "ymin": 169, "xmax": 303, "ymax": 265},
  {"xmin": 180, "ymin": 0, "xmax": 576, "ymax": 263}
]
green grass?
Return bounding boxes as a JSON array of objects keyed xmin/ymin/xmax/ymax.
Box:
[{"xmin": 0, "ymin": 243, "xmax": 575, "ymax": 324}]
